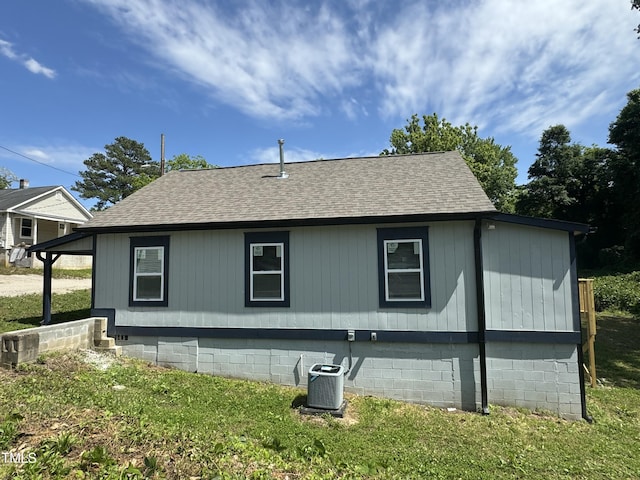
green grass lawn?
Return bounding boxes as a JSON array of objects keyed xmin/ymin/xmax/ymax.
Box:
[
  {"xmin": 0, "ymin": 267, "xmax": 91, "ymax": 332},
  {"xmin": 0, "ymin": 283, "xmax": 639, "ymax": 478},
  {"xmin": 0, "ymin": 290, "xmax": 91, "ymax": 333}
]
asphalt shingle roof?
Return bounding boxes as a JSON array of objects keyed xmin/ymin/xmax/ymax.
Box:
[
  {"xmin": 0, "ymin": 186, "xmax": 60, "ymax": 211},
  {"xmin": 78, "ymin": 152, "xmax": 497, "ymax": 231}
]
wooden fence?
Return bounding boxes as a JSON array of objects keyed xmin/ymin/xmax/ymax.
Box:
[{"xmin": 579, "ymin": 278, "xmax": 597, "ymax": 387}]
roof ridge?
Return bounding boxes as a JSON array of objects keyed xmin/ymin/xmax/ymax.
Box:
[
  {"xmin": 4, "ymin": 185, "xmax": 62, "ymax": 192},
  {"xmin": 178, "ymin": 151, "xmax": 457, "ymax": 172}
]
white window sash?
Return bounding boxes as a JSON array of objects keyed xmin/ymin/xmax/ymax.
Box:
[
  {"xmin": 383, "ymin": 239, "xmax": 424, "ymax": 302},
  {"xmin": 133, "ymin": 246, "xmax": 164, "ymax": 301},
  {"xmin": 250, "ymin": 242, "xmax": 285, "ymax": 301}
]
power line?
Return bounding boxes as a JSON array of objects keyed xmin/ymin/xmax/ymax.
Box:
[{"xmin": 0, "ymin": 144, "xmax": 81, "ymax": 178}]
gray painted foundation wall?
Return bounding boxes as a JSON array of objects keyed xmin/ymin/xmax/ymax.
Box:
[{"xmin": 118, "ymin": 335, "xmax": 581, "ymax": 419}]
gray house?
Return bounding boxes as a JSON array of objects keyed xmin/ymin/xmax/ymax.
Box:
[{"xmin": 32, "ymin": 152, "xmax": 590, "ymax": 419}]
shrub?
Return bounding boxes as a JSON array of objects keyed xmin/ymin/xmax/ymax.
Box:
[{"xmin": 593, "ymin": 272, "xmax": 640, "ymax": 315}]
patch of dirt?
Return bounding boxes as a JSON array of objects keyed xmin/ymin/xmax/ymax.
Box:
[{"xmin": 0, "ymin": 274, "xmax": 91, "ymax": 297}]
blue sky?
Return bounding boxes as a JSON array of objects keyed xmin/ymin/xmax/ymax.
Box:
[{"xmin": 1, "ymin": 0, "xmax": 639, "ymax": 210}]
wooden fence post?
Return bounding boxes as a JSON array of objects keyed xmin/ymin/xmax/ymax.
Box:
[{"xmin": 579, "ymin": 278, "xmax": 597, "ymax": 387}]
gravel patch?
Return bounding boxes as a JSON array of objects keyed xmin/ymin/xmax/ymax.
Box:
[
  {"xmin": 0, "ymin": 274, "xmax": 91, "ymax": 297},
  {"xmin": 79, "ymin": 348, "xmax": 116, "ymax": 371}
]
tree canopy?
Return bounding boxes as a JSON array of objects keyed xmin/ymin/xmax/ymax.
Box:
[
  {"xmin": 514, "ymin": 85, "xmax": 640, "ymax": 268},
  {"xmin": 72, "ymin": 136, "xmax": 158, "ymax": 211},
  {"xmin": 608, "ymin": 88, "xmax": 640, "ymax": 260},
  {"xmin": 166, "ymin": 153, "xmax": 216, "ymax": 172},
  {"xmin": 515, "ymin": 125, "xmax": 622, "ymax": 266},
  {"xmin": 0, "ymin": 167, "xmax": 17, "ymax": 189},
  {"xmin": 517, "ymin": 125, "xmax": 588, "ymax": 219},
  {"xmin": 382, "ymin": 114, "xmax": 518, "ymax": 212}
]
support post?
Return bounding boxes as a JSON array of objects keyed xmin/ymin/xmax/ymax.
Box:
[
  {"xmin": 35, "ymin": 252, "xmax": 61, "ymax": 325},
  {"xmin": 579, "ymin": 278, "xmax": 597, "ymax": 387}
]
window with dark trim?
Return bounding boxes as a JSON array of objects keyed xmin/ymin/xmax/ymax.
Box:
[
  {"xmin": 245, "ymin": 231, "xmax": 289, "ymax": 307},
  {"xmin": 20, "ymin": 218, "xmax": 33, "ymax": 238},
  {"xmin": 129, "ymin": 236, "xmax": 170, "ymax": 307},
  {"xmin": 377, "ymin": 227, "xmax": 431, "ymax": 308}
]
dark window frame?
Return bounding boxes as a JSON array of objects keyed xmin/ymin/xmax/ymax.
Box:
[
  {"xmin": 377, "ymin": 226, "xmax": 431, "ymax": 308},
  {"xmin": 244, "ymin": 231, "xmax": 290, "ymax": 307},
  {"xmin": 129, "ymin": 236, "xmax": 170, "ymax": 307},
  {"xmin": 20, "ymin": 218, "xmax": 33, "ymax": 238}
]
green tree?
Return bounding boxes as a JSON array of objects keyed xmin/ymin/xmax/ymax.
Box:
[
  {"xmin": 633, "ymin": 0, "xmax": 640, "ymax": 38},
  {"xmin": 166, "ymin": 153, "xmax": 215, "ymax": 172},
  {"xmin": 516, "ymin": 125, "xmax": 618, "ymax": 222},
  {"xmin": 517, "ymin": 125, "xmax": 584, "ymax": 218},
  {"xmin": 0, "ymin": 167, "xmax": 17, "ymax": 189},
  {"xmin": 382, "ymin": 114, "xmax": 518, "ymax": 212},
  {"xmin": 609, "ymin": 88, "xmax": 640, "ymax": 261},
  {"xmin": 517, "ymin": 125, "xmax": 625, "ymax": 268},
  {"xmin": 72, "ymin": 137, "xmax": 158, "ymax": 210}
]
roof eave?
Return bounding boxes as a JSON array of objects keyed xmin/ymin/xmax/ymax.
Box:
[
  {"xmin": 77, "ymin": 210, "xmax": 499, "ymax": 234},
  {"xmin": 27, "ymin": 231, "xmax": 94, "ymax": 254},
  {"xmin": 489, "ymin": 213, "xmax": 590, "ymax": 234}
]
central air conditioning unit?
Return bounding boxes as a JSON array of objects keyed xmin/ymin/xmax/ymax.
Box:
[{"xmin": 307, "ymin": 363, "xmax": 345, "ymax": 410}]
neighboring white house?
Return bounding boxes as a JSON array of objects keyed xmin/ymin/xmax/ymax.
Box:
[
  {"xmin": 30, "ymin": 152, "xmax": 591, "ymax": 420},
  {"xmin": 0, "ymin": 180, "xmax": 92, "ymax": 268}
]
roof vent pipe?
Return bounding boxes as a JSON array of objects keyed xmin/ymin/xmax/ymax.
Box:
[{"xmin": 277, "ymin": 139, "xmax": 288, "ymax": 179}]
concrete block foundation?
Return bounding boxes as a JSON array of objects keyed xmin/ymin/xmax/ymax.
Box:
[{"xmin": 116, "ymin": 335, "xmax": 583, "ymax": 420}]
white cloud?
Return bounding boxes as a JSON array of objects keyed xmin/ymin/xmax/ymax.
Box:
[
  {"xmin": 10, "ymin": 144, "xmax": 97, "ymax": 171},
  {"xmin": 248, "ymin": 144, "xmax": 381, "ymax": 165},
  {"xmin": 23, "ymin": 58, "xmax": 56, "ymax": 78},
  {"xmin": 80, "ymin": 0, "xmax": 640, "ymax": 139},
  {"xmin": 341, "ymin": 97, "xmax": 369, "ymax": 120},
  {"xmin": 0, "ymin": 39, "xmax": 17, "ymax": 59},
  {"xmin": 23, "ymin": 149, "xmax": 50, "ymax": 161},
  {"xmin": 249, "ymin": 145, "xmax": 326, "ymax": 164},
  {"xmin": 370, "ymin": 0, "xmax": 640, "ymax": 137},
  {"xmin": 83, "ymin": 0, "xmax": 361, "ymax": 120},
  {"xmin": 0, "ymin": 39, "xmax": 56, "ymax": 79}
]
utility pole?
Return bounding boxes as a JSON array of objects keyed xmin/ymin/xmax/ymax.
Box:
[{"xmin": 160, "ymin": 133, "xmax": 165, "ymax": 176}]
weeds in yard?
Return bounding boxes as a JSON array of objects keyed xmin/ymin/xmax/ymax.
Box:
[
  {"xmin": 0, "ymin": 419, "xmax": 19, "ymax": 450},
  {"xmin": 1, "ymin": 346, "xmax": 639, "ymax": 479},
  {"xmin": 593, "ymin": 271, "xmax": 640, "ymax": 314}
]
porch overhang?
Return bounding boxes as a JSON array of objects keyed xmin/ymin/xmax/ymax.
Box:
[{"xmin": 26, "ymin": 232, "xmax": 95, "ymax": 325}]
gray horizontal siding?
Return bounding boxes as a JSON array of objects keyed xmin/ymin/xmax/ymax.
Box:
[
  {"xmin": 50, "ymin": 234, "xmax": 93, "ymax": 253},
  {"xmin": 482, "ymin": 221, "xmax": 574, "ymax": 332},
  {"xmin": 94, "ymin": 221, "xmax": 478, "ymax": 332}
]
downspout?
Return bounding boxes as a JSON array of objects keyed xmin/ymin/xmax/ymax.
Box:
[
  {"xmin": 569, "ymin": 231, "xmax": 593, "ymax": 422},
  {"xmin": 474, "ymin": 218, "xmax": 490, "ymax": 415}
]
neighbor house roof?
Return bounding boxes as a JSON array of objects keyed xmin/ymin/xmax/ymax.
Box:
[
  {"xmin": 0, "ymin": 186, "xmax": 60, "ymax": 211},
  {"xmin": 0, "ymin": 185, "xmax": 92, "ymax": 222},
  {"xmin": 77, "ymin": 152, "xmax": 498, "ymax": 232}
]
